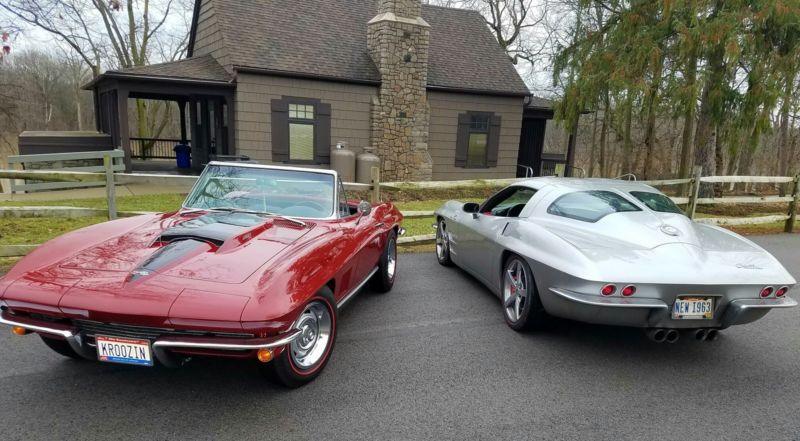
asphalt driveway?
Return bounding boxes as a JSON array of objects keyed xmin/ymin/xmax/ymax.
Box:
[{"xmin": 0, "ymin": 235, "xmax": 798, "ymax": 440}]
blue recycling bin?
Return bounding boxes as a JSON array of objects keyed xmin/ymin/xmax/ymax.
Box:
[{"xmin": 174, "ymin": 144, "xmax": 191, "ymax": 169}]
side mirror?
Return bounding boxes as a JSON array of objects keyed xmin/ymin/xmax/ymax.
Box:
[
  {"xmin": 357, "ymin": 200, "xmax": 372, "ymax": 216},
  {"xmin": 462, "ymin": 202, "xmax": 480, "ymax": 214}
]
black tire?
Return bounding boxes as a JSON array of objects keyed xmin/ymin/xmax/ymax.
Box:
[
  {"xmin": 370, "ymin": 229, "xmax": 397, "ymax": 293},
  {"xmin": 501, "ymin": 254, "xmax": 549, "ymax": 331},
  {"xmin": 40, "ymin": 336, "xmax": 82, "ymax": 360},
  {"xmin": 265, "ymin": 287, "xmax": 338, "ymax": 388},
  {"xmin": 435, "ymin": 218, "xmax": 453, "ymax": 266}
]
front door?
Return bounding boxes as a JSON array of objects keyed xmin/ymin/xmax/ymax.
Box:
[
  {"xmin": 458, "ymin": 186, "xmax": 538, "ymax": 284},
  {"xmin": 517, "ymin": 118, "xmax": 546, "ymax": 178}
]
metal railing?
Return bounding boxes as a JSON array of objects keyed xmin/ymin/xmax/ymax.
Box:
[{"xmin": 130, "ymin": 138, "xmax": 187, "ymax": 160}]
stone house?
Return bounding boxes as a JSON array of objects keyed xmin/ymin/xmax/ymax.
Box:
[{"xmin": 85, "ymin": 0, "xmax": 558, "ymax": 181}]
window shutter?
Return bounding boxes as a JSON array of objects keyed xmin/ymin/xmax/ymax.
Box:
[
  {"xmin": 271, "ymin": 99, "xmax": 289, "ymax": 162},
  {"xmin": 315, "ymin": 103, "xmax": 332, "ymax": 164},
  {"xmin": 486, "ymin": 115, "xmax": 502, "ymax": 167},
  {"xmin": 454, "ymin": 113, "xmax": 471, "ymax": 167}
]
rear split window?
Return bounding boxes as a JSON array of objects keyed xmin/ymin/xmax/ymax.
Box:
[
  {"xmin": 547, "ymin": 190, "xmax": 641, "ymax": 223},
  {"xmin": 630, "ymin": 191, "xmax": 683, "ymax": 214}
]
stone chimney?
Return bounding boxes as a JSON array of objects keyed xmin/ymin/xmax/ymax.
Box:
[{"xmin": 367, "ymin": 0, "xmax": 433, "ymax": 181}]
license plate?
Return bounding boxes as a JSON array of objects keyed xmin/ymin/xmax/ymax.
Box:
[
  {"xmin": 96, "ymin": 335, "xmax": 153, "ymax": 366},
  {"xmin": 672, "ymin": 297, "xmax": 714, "ymax": 320}
]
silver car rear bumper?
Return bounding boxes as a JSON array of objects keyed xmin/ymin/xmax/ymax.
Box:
[{"xmin": 548, "ymin": 288, "xmax": 797, "ymax": 329}]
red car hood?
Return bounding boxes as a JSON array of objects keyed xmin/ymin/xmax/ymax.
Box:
[
  {"xmin": 1, "ymin": 212, "xmax": 316, "ymax": 327},
  {"xmin": 56, "ymin": 211, "xmax": 313, "ymax": 284}
]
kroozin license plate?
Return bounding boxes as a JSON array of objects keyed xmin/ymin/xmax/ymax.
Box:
[
  {"xmin": 672, "ymin": 297, "xmax": 714, "ymax": 320},
  {"xmin": 96, "ymin": 335, "xmax": 154, "ymax": 366}
]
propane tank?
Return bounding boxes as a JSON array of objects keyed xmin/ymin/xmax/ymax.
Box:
[
  {"xmin": 331, "ymin": 141, "xmax": 356, "ymax": 182},
  {"xmin": 357, "ymin": 146, "xmax": 381, "ymax": 184}
]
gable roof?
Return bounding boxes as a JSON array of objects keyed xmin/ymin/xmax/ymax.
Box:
[
  {"xmin": 187, "ymin": 0, "xmax": 530, "ymax": 96},
  {"xmin": 110, "ymin": 55, "xmax": 233, "ymax": 83}
]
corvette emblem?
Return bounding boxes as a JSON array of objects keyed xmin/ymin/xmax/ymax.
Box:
[{"xmin": 660, "ymin": 225, "xmax": 680, "ymax": 236}]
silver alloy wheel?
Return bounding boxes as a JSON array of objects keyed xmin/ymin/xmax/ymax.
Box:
[
  {"xmin": 503, "ymin": 258, "xmax": 528, "ymax": 322},
  {"xmin": 387, "ymin": 237, "xmax": 397, "ymax": 280},
  {"xmin": 291, "ymin": 301, "xmax": 332, "ymax": 369},
  {"xmin": 436, "ymin": 220, "xmax": 448, "ymax": 260}
]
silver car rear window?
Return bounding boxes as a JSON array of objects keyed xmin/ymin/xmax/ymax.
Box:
[{"xmin": 547, "ymin": 190, "xmax": 641, "ymax": 223}]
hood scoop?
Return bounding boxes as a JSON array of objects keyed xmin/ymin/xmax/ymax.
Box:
[
  {"xmin": 159, "ymin": 212, "xmax": 268, "ymax": 246},
  {"xmin": 130, "ymin": 239, "xmax": 213, "ymax": 282}
]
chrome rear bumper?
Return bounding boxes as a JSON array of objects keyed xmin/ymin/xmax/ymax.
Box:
[
  {"xmin": 547, "ymin": 288, "xmax": 797, "ymax": 329},
  {"xmin": 0, "ymin": 311, "xmax": 300, "ymax": 367}
]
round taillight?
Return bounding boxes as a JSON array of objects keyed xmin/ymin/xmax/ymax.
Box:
[
  {"xmin": 621, "ymin": 285, "xmax": 636, "ymax": 297},
  {"xmin": 601, "ymin": 284, "xmax": 616, "ymax": 296},
  {"xmin": 759, "ymin": 286, "xmax": 774, "ymax": 298},
  {"xmin": 776, "ymin": 286, "xmax": 788, "ymax": 298}
]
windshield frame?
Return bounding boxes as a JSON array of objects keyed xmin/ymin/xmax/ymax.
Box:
[{"xmin": 181, "ymin": 162, "xmax": 340, "ymax": 220}]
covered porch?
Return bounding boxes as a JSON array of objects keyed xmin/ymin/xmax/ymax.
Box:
[{"xmin": 83, "ymin": 56, "xmax": 236, "ymax": 172}]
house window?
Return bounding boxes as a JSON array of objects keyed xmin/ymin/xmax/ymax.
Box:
[
  {"xmin": 271, "ymin": 97, "xmax": 332, "ymax": 164},
  {"xmin": 289, "ymin": 104, "xmax": 315, "ymax": 161},
  {"xmin": 455, "ymin": 112, "xmax": 501, "ymax": 169}
]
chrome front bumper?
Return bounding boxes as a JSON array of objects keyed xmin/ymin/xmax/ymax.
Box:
[
  {"xmin": 548, "ymin": 288, "xmax": 797, "ymax": 329},
  {"xmin": 0, "ymin": 311, "xmax": 300, "ymax": 367}
]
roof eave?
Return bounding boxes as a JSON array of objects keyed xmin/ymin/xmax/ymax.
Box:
[
  {"xmin": 425, "ymin": 84, "xmax": 530, "ymax": 98},
  {"xmin": 233, "ymin": 66, "xmax": 381, "ymax": 86},
  {"xmin": 82, "ymin": 72, "xmax": 235, "ymax": 90}
]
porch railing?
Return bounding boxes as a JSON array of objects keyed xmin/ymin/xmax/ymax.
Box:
[{"xmin": 130, "ymin": 138, "xmax": 188, "ymax": 160}]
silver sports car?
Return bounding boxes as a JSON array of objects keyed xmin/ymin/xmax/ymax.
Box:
[{"xmin": 434, "ymin": 178, "xmax": 797, "ymax": 342}]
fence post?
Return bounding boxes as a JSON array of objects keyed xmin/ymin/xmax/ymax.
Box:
[
  {"xmin": 370, "ymin": 166, "xmax": 381, "ymax": 203},
  {"xmin": 785, "ymin": 172, "xmax": 799, "ymax": 233},
  {"xmin": 687, "ymin": 165, "xmax": 703, "ymax": 220},
  {"xmin": 104, "ymin": 153, "xmax": 118, "ymax": 220}
]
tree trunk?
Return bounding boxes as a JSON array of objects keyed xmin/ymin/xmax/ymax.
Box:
[
  {"xmin": 588, "ymin": 110, "xmax": 599, "ymax": 177},
  {"xmin": 643, "ymin": 52, "xmax": 664, "ymax": 180},
  {"xmin": 599, "ymin": 95, "xmax": 610, "ymax": 177},
  {"xmin": 693, "ymin": 29, "xmax": 726, "ymax": 192},
  {"xmin": 622, "ymin": 96, "xmax": 634, "ymax": 176}
]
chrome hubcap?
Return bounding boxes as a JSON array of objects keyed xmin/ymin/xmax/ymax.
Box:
[
  {"xmin": 436, "ymin": 221, "xmax": 448, "ymax": 260},
  {"xmin": 503, "ymin": 259, "xmax": 528, "ymax": 322},
  {"xmin": 387, "ymin": 238, "xmax": 397, "ymax": 279},
  {"xmin": 291, "ymin": 302, "xmax": 332, "ymax": 369}
]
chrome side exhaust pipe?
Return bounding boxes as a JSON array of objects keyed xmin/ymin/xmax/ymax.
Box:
[
  {"xmin": 694, "ymin": 329, "xmax": 708, "ymax": 341},
  {"xmin": 646, "ymin": 328, "xmax": 667, "ymax": 343},
  {"xmin": 705, "ymin": 329, "xmax": 719, "ymax": 341},
  {"xmin": 665, "ymin": 329, "xmax": 680, "ymax": 343}
]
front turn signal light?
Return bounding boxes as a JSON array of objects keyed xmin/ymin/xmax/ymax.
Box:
[
  {"xmin": 11, "ymin": 326, "xmax": 29, "ymax": 336},
  {"xmin": 257, "ymin": 348, "xmax": 274, "ymax": 363}
]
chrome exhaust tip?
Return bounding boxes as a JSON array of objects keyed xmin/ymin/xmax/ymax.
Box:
[
  {"xmin": 694, "ymin": 329, "xmax": 708, "ymax": 341},
  {"xmin": 646, "ymin": 328, "xmax": 667, "ymax": 343},
  {"xmin": 706, "ymin": 329, "xmax": 719, "ymax": 342},
  {"xmin": 665, "ymin": 329, "xmax": 680, "ymax": 343}
]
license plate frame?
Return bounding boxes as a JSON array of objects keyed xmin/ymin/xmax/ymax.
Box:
[
  {"xmin": 672, "ymin": 296, "xmax": 714, "ymax": 320},
  {"xmin": 95, "ymin": 335, "xmax": 154, "ymax": 367}
]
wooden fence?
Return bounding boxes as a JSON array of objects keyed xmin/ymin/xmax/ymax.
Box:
[
  {"xmin": 0, "ymin": 164, "xmax": 797, "ymax": 257},
  {"xmin": 7, "ymin": 150, "xmax": 125, "ymax": 193}
]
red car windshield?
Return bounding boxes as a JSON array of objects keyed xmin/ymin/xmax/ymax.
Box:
[{"xmin": 183, "ymin": 164, "xmax": 336, "ymax": 218}]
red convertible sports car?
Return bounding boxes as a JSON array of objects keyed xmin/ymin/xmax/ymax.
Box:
[{"xmin": 0, "ymin": 163, "xmax": 403, "ymax": 387}]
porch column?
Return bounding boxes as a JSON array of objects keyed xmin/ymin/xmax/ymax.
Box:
[
  {"xmin": 178, "ymin": 99, "xmax": 188, "ymax": 145},
  {"xmin": 226, "ymin": 92, "xmax": 235, "ymax": 156},
  {"xmin": 117, "ymin": 87, "xmax": 131, "ymax": 172}
]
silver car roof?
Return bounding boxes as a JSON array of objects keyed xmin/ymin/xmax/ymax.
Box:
[{"xmin": 514, "ymin": 177, "xmax": 660, "ymax": 194}]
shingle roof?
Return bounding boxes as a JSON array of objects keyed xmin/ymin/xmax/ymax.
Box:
[
  {"xmin": 424, "ymin": 5, "xmax": 530, "ymax": 95},
  {"xmin": 527, "ymin": 96, "xmax": 554, "ymax": 110},
  {"xmin": 108, "ymin": 55, "xmax": 232, "ymax": 82},
  {"xmin": 190, "ymin": 0, "xmax": 529, "ymax": 96}
]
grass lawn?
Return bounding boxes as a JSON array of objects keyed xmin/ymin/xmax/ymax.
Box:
[
  {"xmin": 1, "ymin": 216, "xmax": 108, "ymax": 245},
  {"xmin": 0, "ymin": 194, "xmax": 186, "ymax": 213}
]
